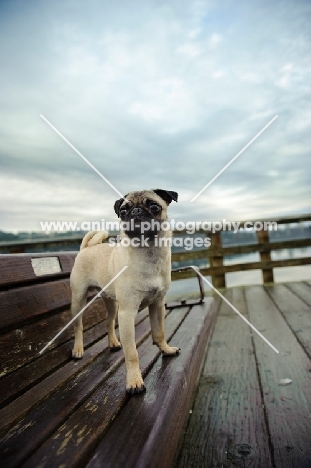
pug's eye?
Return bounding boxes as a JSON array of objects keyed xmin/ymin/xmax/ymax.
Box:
[
  {"xmin": 119, "ymin": 207, "xmax": 127, "ymax": 216},
  {"xmin": 149, "ymin": 204, "xmax": 160, "ymax": 213}
]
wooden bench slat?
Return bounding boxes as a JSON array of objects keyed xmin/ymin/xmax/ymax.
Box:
[
  {"xmin": 0, "ymin": 253, "xmax": 77, "ymax": 288},
  {"xmin": 176, "ymin": 289, "xmax": 272, "ymax": 467},
  {"xmin": 0, "ymin": 297, "xmax": 106, "ymax": 380},
  {"xmin": 0, "ymin": 301, "xmax": 108, "ymax": 408},
  {"xmin": 9, "ymin": 308, "xmax": 190, "ymax": 468},
  {"xmin": 245, "ymin": 286, "xmax": 311, "ymax": 467},
  {"xmin": 0, "ymin": 297, "xmax": 25, "ymax": 332},
  {"xmin": 266, "ymin": 284, "xmax": 311, "ymax": 359},
  {"xmin": 0, "ymin": 278, "xmax": 73, "ymax": 331},
  {"xmin": 86, "ymin": 299, "xmax": 216, "ymax": 468}
]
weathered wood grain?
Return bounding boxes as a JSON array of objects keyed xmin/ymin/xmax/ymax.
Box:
[
  {"xmin": 0, "ymin": 308, "xmax": 149, "ymax": 436},
  {"xmin": 176, "ymin": 288, "xmax": 272, "ymax": 468},
  {"xmin": 245, "ymin": 286, "xmax": 311, "ymax": 467},
  {"xmin": 20, "ymin": 308, "xmax": 190, "ymax": 468},
  {"xmin": 0, "ymin": 278, "xmax": 72, "ymax": 330},
  {"xmin": 285, "ymin": 282, "xmax": 311, "ymax": 306},
  {"xmin": 0, "ymin": 297, "xmax": 106, "ymax": 380},
  {"xmin": 0, "ymin": 315, "xmax": 153, "ymax": 467},
  {"xmin": 266, "ymin": 284, "xmax": 311, "ymax": 359},
  {"xmin": 0, "ymin": 301, "xmax": 108, "ymax": 407}
]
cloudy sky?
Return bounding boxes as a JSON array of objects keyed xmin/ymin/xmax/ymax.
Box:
[{"xmin": 0, "ymin": 0, "xmax": 310, "ymax": 232}]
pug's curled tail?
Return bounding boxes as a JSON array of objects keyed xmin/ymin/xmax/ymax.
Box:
[{"xmin": 80, "ymin": 230, "xmax": 109, "ymax": 250}]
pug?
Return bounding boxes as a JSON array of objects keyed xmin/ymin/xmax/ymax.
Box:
[{"xmin": 70, "ymin": 189, "xmax": 179, "ymax": 394}]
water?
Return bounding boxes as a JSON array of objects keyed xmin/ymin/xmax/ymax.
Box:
[{"xmin": 167, "ymin": 247, "xmax": 311, "ymax": 302}]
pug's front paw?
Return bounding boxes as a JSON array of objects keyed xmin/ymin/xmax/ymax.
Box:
[
  {"xmin": 72, "ymin": 343, "xmax": 84, "ymax": 359},
  {"xmin": 126, "ymin": 370, "xmax": 146, "ymax": 395}
]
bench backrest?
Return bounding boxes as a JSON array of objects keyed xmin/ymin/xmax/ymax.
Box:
[{"xmin": 0, "ymin": 253, "xmax": 78, "ymax": 332}]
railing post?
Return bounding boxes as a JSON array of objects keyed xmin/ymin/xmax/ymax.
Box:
[
  {"xmin": 209, "ymin": 232, "xmax": 226, "ymax": 288},
  {"xmin": 257, "ymin": 229, "xmax": 274, "ymax": 283}
]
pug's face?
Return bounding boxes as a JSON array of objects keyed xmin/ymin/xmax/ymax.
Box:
[{"xmin": 114, "ymin": 189, "xmax": 178, "ymax": 239}]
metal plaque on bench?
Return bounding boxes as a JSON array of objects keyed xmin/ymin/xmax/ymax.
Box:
[{"xmin": 31, "ymin": 257, "xmax": 62, "ymax": 276}]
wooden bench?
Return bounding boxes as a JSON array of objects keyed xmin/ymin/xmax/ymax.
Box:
[{"xmin": 0, "ymin": 253, "xmax": 216, "ymax": 468}]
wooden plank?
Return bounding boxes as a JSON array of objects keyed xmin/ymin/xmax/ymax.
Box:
[
  {"xmin": 0, "ymin": 281, "xmax": 100, "ymax": 333},
  {"xmin": 0, "ymin": 278, "xmax": 73, "ymax": 331},
  {"xmin": 171, "ymin": 257, "xmax": 311, "ymax": 280},
  {"xmin": 0, "ymin": 253, "xmax": 76, "ymax": 288},
  {"xmin": 245, "ymin": 286, "xmax": 311, "ymax": 467},
  {"xmin": 235, "ymin": 214, "xmax": 311, "ymax": 227},
  {"xmin": 266, "ymin": 284, "xmax": 311, "ymax": 359},
  {"xmin": 171, "ymin": 238, "xmax": 311, "ymax": 262},
  {"xmin": 0, "ymin": 301, "xmax": 108, "ymax": 407},
  {"xmin": 0, "ymin": 296, "xmax": 106, "ymax": 379},
  {"xmin": 171, "ymin": 215, "xmax": 311, "ymax": 236},
  {"xmin": 285, "ymin": 282, "xmax": 311, "ymax": 306},
  {"xmin": 0, "ymin": 308, "xmax": 149, "ymax": 435},
  {"xmin": 201, "ymin": 257, "xmax": 311, "ymax": 275},
  {"xmin": 17, "ymin": 308, "xmax": 190, "ymax": 468},
  {"xmin": 176, "ymin": 288, "xmax": 272, "ymax": 467},
  {"xmin": 86, "ymin": 299, "xmax": 216, "ymax": 468},
  {"xmin": 0, "ymin": 237, "xmax": 83, "ymax": 254}
]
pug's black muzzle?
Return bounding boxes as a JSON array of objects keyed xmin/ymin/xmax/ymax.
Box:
[{"xmin": 121, "ymin": 206, "xmax": 160, "ymax": 239}]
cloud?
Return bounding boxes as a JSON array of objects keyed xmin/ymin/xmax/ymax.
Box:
[
  {"xmin": 209, "ymin": 33, "xmax": 223, "ymax": 48},
  {"xmin": 0, "ymin": 0, "xmax": 310, "ymax": 231}
]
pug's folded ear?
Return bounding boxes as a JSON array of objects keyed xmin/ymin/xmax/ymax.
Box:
[
  {"xmin": 152, "ymin": 189, "xmax": 178, "ymax": 205},
  {"xmin": 114, "ymin": 199, "xmax": 122, "ymax": 216},
  {"xmin": 114, "ymin": 195, "xmax": 128, "ymax": 216}
]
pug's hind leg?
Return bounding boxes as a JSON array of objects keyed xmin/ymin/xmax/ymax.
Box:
[
  {"xmin": 149, "ymin": 300, "xmax": 180, "ymax": 356},
  {"xmin": 104, "ymin": 297, "xmax": 121, "ymax": 351},
  {"xmin": 71, "ymin": 285, "xmax": 88, "ymax": 359}
]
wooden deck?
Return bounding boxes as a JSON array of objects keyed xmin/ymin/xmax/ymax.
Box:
[{"xmin": 175, "ymin": 281, "xmax": 311, "ymax": 468}]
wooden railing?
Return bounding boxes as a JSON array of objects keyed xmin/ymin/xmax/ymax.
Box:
[
  {"xmin": 0, "ymin": 214, "xmax": 311, "ymax": 288},
  {"xmin": 0, "ymin": 236, "xmax": 84, "ymax": 254},
  {"xmin": 171, "ymin": 214, "xmax": 311, "ymax": 287}
]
